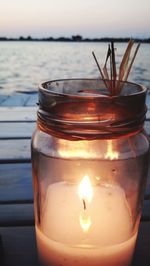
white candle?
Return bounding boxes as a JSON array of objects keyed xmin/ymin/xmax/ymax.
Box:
[{"xmin": 36, "ymin": 178, "xmax": 137, "ymax": 266}]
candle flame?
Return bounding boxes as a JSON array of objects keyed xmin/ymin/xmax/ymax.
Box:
[
  {"xmin": 79, "ymin": 214, "xmax": 92, "ymax": 232},
  {"xmin": 105, "ymin": 140, "xmax": 119, "ymax": 160},
  {"xmin": 78, "ymin": 175, "xmax": 93, "ymax": 202}
]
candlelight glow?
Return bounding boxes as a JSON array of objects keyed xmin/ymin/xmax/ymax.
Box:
[
  {"xmin": 79, "ymin": 214, "xmax": 92, "ymax": 232},
  {"xmin": 78, "ymin": 176, "xmax": 93, "ymax": 233},
  {"xmin": 78, "ymin": 175, "xmax": 93, "ymax": 203},
  {"xmin": 105, "ymin": 140, "xmax": 119, "ymax": 160},
  {"xmin": 58, "ymin": 140, "xmax": 95, "ymax": 159}
]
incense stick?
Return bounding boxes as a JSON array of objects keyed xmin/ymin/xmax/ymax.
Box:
[
  {"xmin": 92, "ymin": 40, "xmax": 140, "ymax": 96},
  {"xmin": 92, "ymin": 51, "xmax": 109, "ymax": 90}
]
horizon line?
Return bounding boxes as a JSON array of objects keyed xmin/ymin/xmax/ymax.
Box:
[{"xmin": 0, "ymin": 35, "xmax": 150, "ymax": 43}]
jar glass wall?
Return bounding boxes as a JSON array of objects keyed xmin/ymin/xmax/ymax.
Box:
[{"xmin": 32, "ymin": 79, "xmax": 149, "ymax": 266}]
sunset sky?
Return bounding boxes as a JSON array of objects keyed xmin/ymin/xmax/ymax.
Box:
[{"xmin": 0, "ymin": 0, "xmax": 150, "ymax": 38}]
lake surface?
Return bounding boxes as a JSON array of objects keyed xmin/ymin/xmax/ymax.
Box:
[{"xmin": 0, "ymin": 41, "xmax": 150, "ymax": 106}]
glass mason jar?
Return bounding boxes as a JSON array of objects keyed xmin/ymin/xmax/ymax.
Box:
[{"xmin": 31, "ymin": 79, "xmax": 149, "ymax": 266}]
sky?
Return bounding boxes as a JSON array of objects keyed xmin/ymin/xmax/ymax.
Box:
[{"xmin": 0, "ymin": 0, "xmax": 150, "ymax": 38}]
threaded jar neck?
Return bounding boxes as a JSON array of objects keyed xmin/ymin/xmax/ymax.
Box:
[{"xmin": 38, "ymin": 79, "xmax": 147, "ymax": 140}]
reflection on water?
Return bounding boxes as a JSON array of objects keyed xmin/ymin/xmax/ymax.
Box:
[{"xmin": 0, "ymin": 41, "xmax": 150, "ymax": 104}]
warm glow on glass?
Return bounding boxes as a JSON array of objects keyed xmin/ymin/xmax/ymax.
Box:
[
  {"xmin": 78, "ymin": 175, "xmax": 93, "ymax": 203},
  {"xmin": 105, "ymin": 140, "xmax": 119, "ymax": 160},
  {"xmin": 58, "ymin": 140, "xmax": 95, "ymax": 159}
]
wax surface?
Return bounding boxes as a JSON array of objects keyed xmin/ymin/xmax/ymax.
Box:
[
  {"xmin": 36, "ymin": 182, "xmax": 137, "ymax": 266},
  {"xmin": 41, "ymin": 182, "xmax": 132, "ymax": 245}
]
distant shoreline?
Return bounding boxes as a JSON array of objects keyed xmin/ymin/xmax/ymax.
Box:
[{"xmin": 0, "ymin": 35, "xmax": 150, "ymax": 43}]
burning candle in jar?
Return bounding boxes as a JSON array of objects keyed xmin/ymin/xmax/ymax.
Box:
[
  {"xmin": 36, "ymin": 175, "xmax": 137, "ymax": 266},
  {"xmin": 32, "ymin": 41, "xmax": 150, "ymax": 266}
]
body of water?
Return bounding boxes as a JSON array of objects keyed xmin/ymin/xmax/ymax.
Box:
[{"xmin": 0, "ymin": 41, "xmax": 150, "ymax": 106}]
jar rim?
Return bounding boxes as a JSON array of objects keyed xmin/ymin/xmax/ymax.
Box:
[
  {"xmin": 39, "ymin": 78, "xmax": 147, "ymax": 99},
  {"xmin": 38, "ymin": 78, "xmax": 147, "ymax": 140}
]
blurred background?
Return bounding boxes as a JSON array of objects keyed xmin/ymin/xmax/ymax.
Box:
[{"xmin": 0, "ymin": 0, "xmax": 150, "ymax": 106}]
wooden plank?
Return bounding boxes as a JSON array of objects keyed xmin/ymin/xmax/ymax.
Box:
[
  {"xmin": 145, "ymin": 121, "xmax": 150, "ymax": 134},
  {"xmin": 0, "ymin": 200, "xmax": 149, "ymax": 227},
  {"xmin": 0, "ymin": 122, "xmax": 35, "ymax": 139},
  {"xmin": 0, "ymin": 107, "xmax": 37, "ymax": 122},
  {"xmin": 0, "ymin": 226, "xmax": 39, "ymax": 266},
  {"xmin": 0, "ymin": 162, "xmax": 150, "ymax": 204},
  {"xmin": 0, "ymin": 106, "xmax": 149, "ymax": 122},
  {"xmin": 0, "ymin": 93, "xmax": 38, "ymax": 107},
  {"xmin": 146, "ymin": 109, "xmax": 150, "ymax": 120},
  {"xmin": 0, "ymin": 121, "xmax": 149, "ymax": 140},
  {"xmin": 0, "ymin": 107, "xmax": 149, "ymax": 145},
  {"xmin": 0, "ymin": 139, "xmax": 31, "ymax": 163},
  {"xmin": 0, "ymin": 163, "xmax": 33, "ymax": 203},
  {"xmin": 0, "ymin": 128, "xmax": 150, "ymax": 163},
  {"xmin": 0, "ymin": 204, "xmax": 34, "ymax": 226}
]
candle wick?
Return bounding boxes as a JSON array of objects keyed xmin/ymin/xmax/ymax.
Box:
[{"xmin": 82, "ymin": 199, "xmax": 86, "ymax": 210}]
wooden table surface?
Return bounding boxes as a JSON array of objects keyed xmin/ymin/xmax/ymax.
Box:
[{"xmin": 0, "ymin": 106, "xmax": 150, "ymax": 266}]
